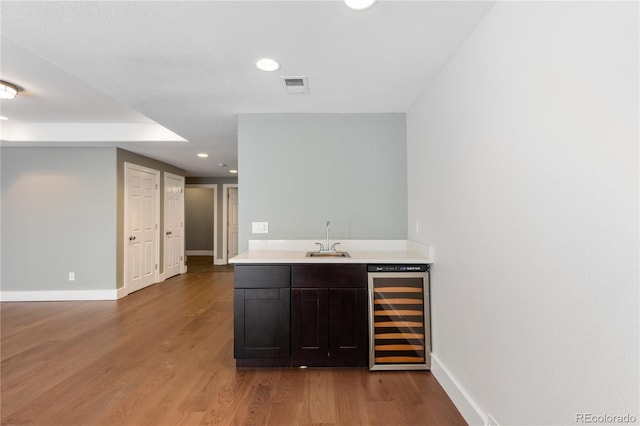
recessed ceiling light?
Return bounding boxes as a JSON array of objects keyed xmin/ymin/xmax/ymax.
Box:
[
  {"xmin": 0, "ymin": 116, "xmax": 7, "ymax": 121},
  {"xmin": 197, "ymin": 153, "xmax": 209, "ymax": 158},
  {"xmin": 256, "ymin": 58, "xmax": 280, "ymax": 72},
  {"xmin": 0, "ymin": 80, "xmax": 19, "ymax": 99},
  {"xmin": 345, "ymin": 0, "xmax": 377, "ymax": 11},
  {"xmin": 229, "ymin": 169, "xmax": 238, "ymax": 174}
]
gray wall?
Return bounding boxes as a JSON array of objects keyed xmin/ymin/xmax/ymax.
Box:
[
  {"xmin": 1, "ymin": 147, "xmax": 117, "ymax": 291},
  {"xmin": 0, "ymin": 147, "xmax": 186, "ymax": 292},
  {"xmin": 185, "ymin": 187, "xmax": 214, "ymax": 251},
  {"xmin": 407, "ymin": 2, "xmax": 638, "ymax": 424},
  {"xmin": 238, "ymin": 113, "xmax": 407, "ymax": 251}
]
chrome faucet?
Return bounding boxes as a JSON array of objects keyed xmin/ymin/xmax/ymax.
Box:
[
  {"xmin": 325, "ymin": 220, "xmax": 331, "ymax": 250},
  {"xmin": 315, "ymin": 220, "xmax": 340, "ymax": 252}
]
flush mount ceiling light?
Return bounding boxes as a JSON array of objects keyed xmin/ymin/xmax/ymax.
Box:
[
  {"xmin": 229, "ymin": 169, "xmax": 238, "ymax": 174},
  {"xmin": 0, "ymin": 80, "xmax": 19, "ymax": 99},
  {"xmin": 255, "ymin": 58, "xmax": 280, "ymax": 72},
  {"xmin": 197, "ymin": 153, "xmax": 209, "ymax": 158},
  {"xmin": 345, "ymin": 0, "xmax": 377, "ymax": 10}
]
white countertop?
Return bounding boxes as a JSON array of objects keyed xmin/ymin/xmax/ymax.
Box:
[{"xmin": 230, "ymin": 240, "xmax": 433, "ymax": 264}]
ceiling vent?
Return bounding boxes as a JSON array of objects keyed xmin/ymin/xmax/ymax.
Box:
[{"xmin": 282, "ymin": 76, "xmax": 308, "ymax": 95}]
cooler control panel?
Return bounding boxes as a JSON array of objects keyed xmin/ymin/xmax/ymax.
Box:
[{"xmin": 367, "ymin": 264, "xmax": 429, "ymax": 273}]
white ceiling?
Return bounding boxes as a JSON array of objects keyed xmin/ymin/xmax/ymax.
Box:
[{"xmin": 0, "ymin": 1, "xmax": 494, "ymax": 177}]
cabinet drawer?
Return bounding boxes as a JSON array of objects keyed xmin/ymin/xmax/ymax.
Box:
[
  {"xmin": 234, "ymin": 264, "xmax": 291, "ymax": 288},
  {"xmin": 291, "ymin": 264, "xmax": 367, "ymax": 288}
]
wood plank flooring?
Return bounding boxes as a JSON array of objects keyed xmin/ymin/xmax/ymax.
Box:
[{"xmin": 1, "ymin": 269, "xmax": 466, "ymax": 426}]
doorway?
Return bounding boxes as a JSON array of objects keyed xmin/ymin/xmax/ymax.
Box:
[
  {"xmin": 185, "ymin": 184, "xmax": 217, "ymax": 266},
  {"xmin": 223, "ymin": 184, "xmax": 239, "ymax": 263}
]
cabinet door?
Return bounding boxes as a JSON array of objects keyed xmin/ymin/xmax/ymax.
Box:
[
  {"xmin": 291, "ymin": 288, "xmax": 329, "ymax": 366},
  {"xmin": 234, "ymin": 288, "xmax": 290, "ymax": 366},
  {"xmin": 329, "ymin": 288, "xmax": 368, "ymax": 367}
]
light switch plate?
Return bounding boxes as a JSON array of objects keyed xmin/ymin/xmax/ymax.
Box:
[{"xmin": 252, "ymin": 221, "xmax": 269, "ymax": 234}]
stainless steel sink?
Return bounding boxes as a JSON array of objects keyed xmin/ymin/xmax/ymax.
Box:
[{"xmin": 305, "ymin": 251, "xmax": 351, "ymax": 258}]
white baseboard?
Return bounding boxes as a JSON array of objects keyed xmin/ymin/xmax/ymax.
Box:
[
  {"xmin": 214, "ymin": 259, "xmax": 228, "ymax": 265},
  {"xmin": 116, "ymin": 287, "xmax": 129, "ymax": 299},
  {"xmin": 186, "ymin": 250, "xmax": 214, "ymax": 256},
  {"xmin": 0, "ymin": 289, "xmax": 118, "ymax": 302},
  {"xmin": 431, "ymin": 353, "xmax": 485, "ymax": 426},
  {"xmin": 12, "ymin": 274, "xmax": 193, "ymax": 302}
]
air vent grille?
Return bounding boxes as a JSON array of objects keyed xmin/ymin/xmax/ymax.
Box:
[
  {"xmin": 284, "ymin": 78, "xmax": 304, "ymax": 87},
  {"xmin": 282, "ymin": 76, "xmax": 308, "ymax": 94}
]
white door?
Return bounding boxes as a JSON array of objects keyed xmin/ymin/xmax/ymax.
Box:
[
  {"xmin": 125, "ymin": 163, "xmax": 160, "ymax": 293},
  {"xmin": 164, "ymin": 173, "xmax": 184, "ymax": 279},
  {"xmin": 228, "ymin": 187, "xmax": 239, "ymax": 259}
]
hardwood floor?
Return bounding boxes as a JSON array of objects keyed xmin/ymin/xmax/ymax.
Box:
[
  {"xmin": 186, "ymin": 256, "xmax": 234, "ymax": 273},
  {"xmin": 1, "ymin": 269, "xmax": 466, "ymax": 426}
]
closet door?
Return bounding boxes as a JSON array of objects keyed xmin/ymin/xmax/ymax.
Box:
[{"xmin": 164, "ymin": 172, "xmax": 184, "ymax": 278}]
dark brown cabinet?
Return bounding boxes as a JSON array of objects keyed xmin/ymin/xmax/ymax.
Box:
[
  {"xmin": 234, "ymin": 263, "xmax": 368, "ymax": 368},
  {"xmin": 234, "ymin": 265, "xmax": 290, "ymax": 367},
  {"xmin": 291, "ymin": 264, "xmax": 368, "ymax": 367}
]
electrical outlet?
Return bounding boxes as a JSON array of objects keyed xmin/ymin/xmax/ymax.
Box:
[
  {"xmin": 251, "ymin": 221, "xmax": 269, "ymax": 234},
  {"xmin": 68, "ymin": 272, "xmax": 75, "ymax": 281}
]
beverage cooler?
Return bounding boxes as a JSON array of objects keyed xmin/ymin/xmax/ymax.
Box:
[{"xmin": 367, "ymin": 264, "xmax": 431, "ymax": 371}]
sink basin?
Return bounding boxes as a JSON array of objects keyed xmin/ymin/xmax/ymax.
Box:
[{"xmin": 305, "ymin": 251, "xmax": 351, "ymax": 258}]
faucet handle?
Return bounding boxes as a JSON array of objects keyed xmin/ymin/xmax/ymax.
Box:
[
  {"xmin": 315, "ymin": 242, "xmax": 325, "ymax": 252},
  {"xmin": 330, "ymin": 242, "xmax": 340, "ymax": 251}
]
